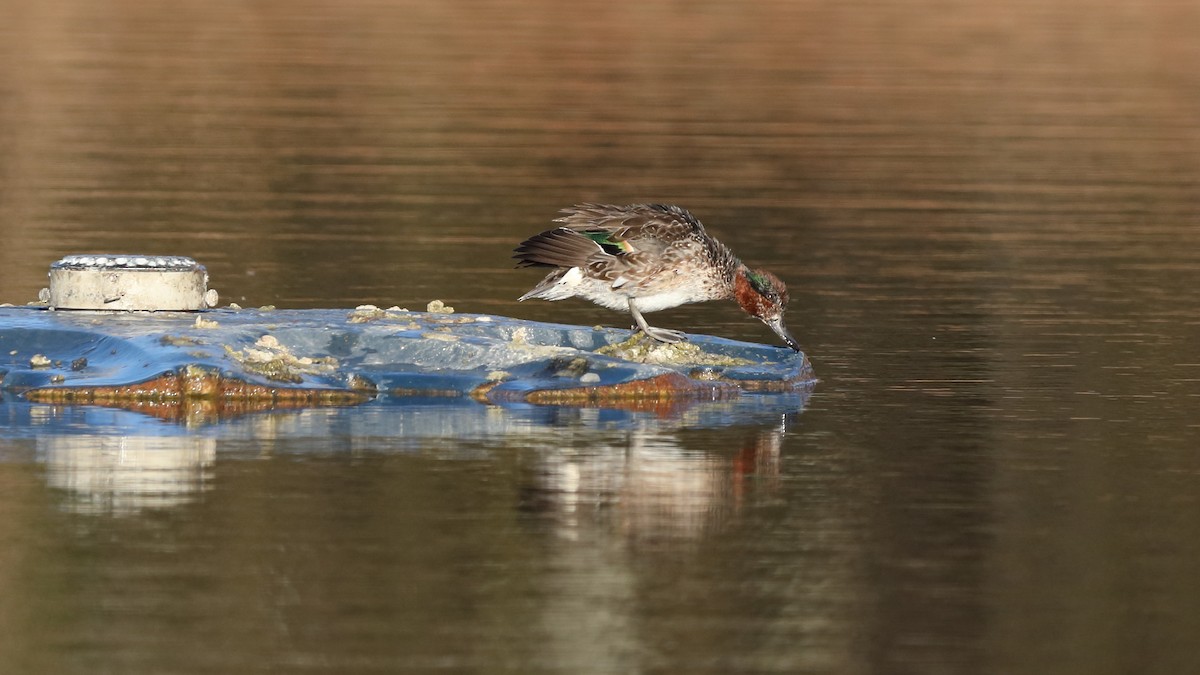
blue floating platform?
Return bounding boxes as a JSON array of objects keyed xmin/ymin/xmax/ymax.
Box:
[{"xmin": 0, "ymin": 306, "xmax": 814, "ymax": 406}]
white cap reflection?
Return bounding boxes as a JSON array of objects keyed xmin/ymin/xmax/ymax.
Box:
[{"xmin": 38, "ymin": 434, "xmax": 215, "ymax": 515}]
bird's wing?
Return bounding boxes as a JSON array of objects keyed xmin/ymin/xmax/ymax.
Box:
[
  {"xmin": 513, "ymin": 227, "xmax": 603, "ymax": 269},
  {"xmin": 518, "ymin": 204, "xmax": 717, "ymax": 291},
  {"xmin": 555, "ymin": 203, "xmax": 708, "ymax": 259}
]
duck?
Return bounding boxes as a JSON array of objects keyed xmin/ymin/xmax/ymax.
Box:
[{"xmin": 514, "ymin": 203, "xmax": 800, "ymax": 351}]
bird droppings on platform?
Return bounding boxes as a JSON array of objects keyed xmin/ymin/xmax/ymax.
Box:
[
  {"xmin": 223, "ymin": 334, "xmax": 338, "ymax": 384},
  {"xmin": 348, "ymin": 304, "xmax": 421, "ymax": 327},
  {"xmin": 348, "ymin": 305, "xmax": 389, "ymax": 323}
]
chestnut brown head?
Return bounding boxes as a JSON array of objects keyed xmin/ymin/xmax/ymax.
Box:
[{"xmin": 734, "ymin": 268, "xmax": 800, "ymax": 351}]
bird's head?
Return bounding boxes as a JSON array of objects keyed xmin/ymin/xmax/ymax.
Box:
[{"xmin": 734, "ymin": 268, "xmax": 801, "ymax": 351}]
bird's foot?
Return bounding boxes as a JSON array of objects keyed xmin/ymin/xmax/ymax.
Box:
[{"xmin": 638, "ymin": 326, "xmax": 687, "ymax": 344}]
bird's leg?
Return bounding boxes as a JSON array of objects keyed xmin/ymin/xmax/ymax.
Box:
[{"xmin": 628, "ymin": 299, "xmax": 686, "ymax": 344}]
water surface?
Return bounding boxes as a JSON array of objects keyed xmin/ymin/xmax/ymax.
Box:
[{"xmin": 1, "ymin": 0, "xmax": 1199, "ymax": 673}]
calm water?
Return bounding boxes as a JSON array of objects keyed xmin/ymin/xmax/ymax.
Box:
[{"xmin": 2, "ymin": 0, "xmax": 1199, "ymax": 672}]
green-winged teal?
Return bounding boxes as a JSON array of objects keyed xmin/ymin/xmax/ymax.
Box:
[{"xmin": 514, "ymin": 203, "xmax": 800, "ymax": 351}]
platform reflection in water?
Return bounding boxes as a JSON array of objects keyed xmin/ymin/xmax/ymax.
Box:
[{"xmin": 2, "ymin": 391, "xmax": 805, "ymax": 521}]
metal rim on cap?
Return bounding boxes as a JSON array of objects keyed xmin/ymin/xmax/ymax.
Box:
[{"xmin": 51, "ymin": 255, "xmax": 202, "ymax": 271}]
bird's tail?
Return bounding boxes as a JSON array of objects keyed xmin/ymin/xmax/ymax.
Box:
[{"xmin": 518, "ymin": 267, "xmax": 587, "ymax": 302}]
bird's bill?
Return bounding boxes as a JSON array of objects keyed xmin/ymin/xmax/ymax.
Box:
[{"xmin": 765, "ymin": 316, "xmax": 802, "ymax": 352}]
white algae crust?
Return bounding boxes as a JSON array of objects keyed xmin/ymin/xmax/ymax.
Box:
[{"xmin": 596, "ymin": 332, "xmax": 754, "ymax": 367}]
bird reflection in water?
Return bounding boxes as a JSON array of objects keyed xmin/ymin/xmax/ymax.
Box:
[{"xmin": 518, "ymin": 415, "xmax": 789, "ymax": 539}]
